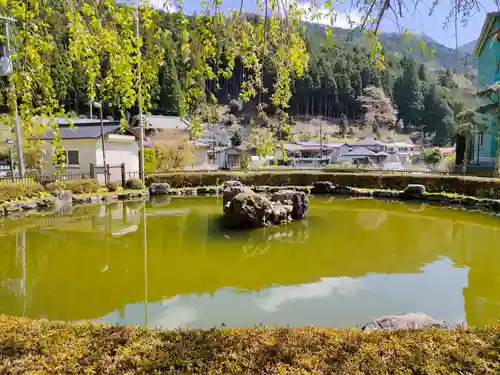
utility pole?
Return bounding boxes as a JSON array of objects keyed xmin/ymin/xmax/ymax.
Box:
[
  {"xmin": 1, "ymin": 16, "xmax": 25, "ymax": 177},
  {"xmin": 135, "ymin": 0, "xmax": 145, "ymax": 182}
]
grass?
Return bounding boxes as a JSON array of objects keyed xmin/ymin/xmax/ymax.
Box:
[{"xmin": 0, "ymin": 316, "xmax": 499, "ymax": 374}]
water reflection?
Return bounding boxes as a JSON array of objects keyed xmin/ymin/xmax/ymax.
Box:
[{"xmin": 0, "ymin": 198, "xmax": 499, "ymax": 328}]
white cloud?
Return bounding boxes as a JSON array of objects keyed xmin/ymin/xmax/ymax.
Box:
[
  {"xmin": 255, "ymin": 277, "xmax": 367, "ymax": 312},
  {"xmin": 296, "ymin": 1, "xmax": 362, "ymax": 29}
]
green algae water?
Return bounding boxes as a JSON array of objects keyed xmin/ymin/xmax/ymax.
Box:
[{"xmin": 0, "ymin": 196, "xmax": 499, "ymax": 329}]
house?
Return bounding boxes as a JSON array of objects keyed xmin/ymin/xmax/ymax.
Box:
[
  {"xmin": 337, "ymin": 146, "xmax": 389, "ymax": 166},
  {"xmin": 130, "ymin": 115, "xmax": 190, "ymax": 147},
  {"xmin": 189, "ymin": 140, "xmax": 212, "ymax": 167},
  {"xmin": 386, "ymin": 141, "xmax": 416, "ymax": 164},
  {"xmin": 352, "ymin": 137, "xmax": 388, "ymax": 152},
  {"xmin": 29, "ymin": 118, "xmax": 139, "ymax": 182},
  {"xmin": 468, "ymin": 12, "xmax": 500, "ymax": 169},
  {"xmin": 287, "ymin": 142, "xmax": 350, "ymax": 164}
]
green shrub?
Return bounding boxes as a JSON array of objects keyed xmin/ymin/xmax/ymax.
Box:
[
  {"xmin": 146, "ymin": 171, "xmax": 500, "ymax": 199},
  {"xmin": 141, "ymin": 148, "xmax": 157, "ymax": 173},
  {"xmin": 46, "ymin": 179, "xmax": 100, "ymax": 194},
  {"xmin": 124, "ymin": 178, "xmax": 145, "ymax": 190},
  {"xmin": 0, "ymin": 316, "xmax": 499, "ymax": 374},
  {"xmin": 424, "ymin": 148, "xmax": 443, "ymax": 165},
  {"xmin": 106, "ymin": 181, "xmax": 119, "ymax": 192},
  {"xmin": 0, "ymin": 183, "xmax": 45, "ymax": 201}
]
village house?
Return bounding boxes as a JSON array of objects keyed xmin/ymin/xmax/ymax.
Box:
[
  {"xmin": 337, "ymin": 146, "xmax": 389, "ymax": 166},
  {"xmin": 463, "ymin": 12, "xmax": 500, "ymax": 170},
  {"xmin": 352, "ymin": 137, "xmax": 388, "ymax": 152},
  {"xmin": 130, "ymin": 115, "xmax": 190, "ymax": 148},
  {"xmin": 29, "ymin": 118, "xmax": 139, "ymax": 182},
  {"xmin": 285, "ymin": 142, "xmax": 351, "ymax": 165},
  {"xmin": 386, "ymin": 141, "xmax": 416, "ymax": 164}
]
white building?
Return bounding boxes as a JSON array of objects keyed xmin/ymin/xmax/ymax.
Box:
[
  {"xmin": 386, "ymin": 141, "xmax": 416, "ymax": 164},
  {"xmin": 30, "ymin": 118, "xmax": 139, "ymax": 182}
]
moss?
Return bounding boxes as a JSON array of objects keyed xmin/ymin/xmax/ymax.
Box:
[
  {"xmin": 148, "ymin": 172, "xmax": 500, "ymax": 199},
  {"xmin": 105, "ymin": 181, "xmax": 119, "ymax": 192},
  {"xmin": 0, "ymin": 316, "xmax": 499, "ymax": 374}
]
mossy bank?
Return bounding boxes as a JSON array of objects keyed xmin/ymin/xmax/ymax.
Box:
[
  {"xmin": 0, "ymin": 316, "xmax": 499, "ymax": 374},
  {"xmin": 147, "ymin": 171, "xmax": 500, "ymax": 199}
]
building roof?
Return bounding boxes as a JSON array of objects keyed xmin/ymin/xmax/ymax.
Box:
[
  {"xmin": 475, "ymin": 12, "xmax": 500, "ymax": 57},
  {"xmin": 34, "ymin": 116, "xmax": 118, "ymax": 126},
  {"xmin": 354, "ymin": 137, "xmax": 387, "ymax": 147},
  {"xmin": 28, "ymin": 118, "xmax": 126, "ymax": 140},
  {"xmin": 339, "ymin": 146, "xmax": 376, "ymax": 157},
  {"xmin": 142, "ymin": 115, "xmax": 189, "ymax": 130},
  {"xmin": 294, "ymin": 141, "xmax": 348, "ymax": 150},
  {"xmin": 189, "ymin": 140, "xmax": 211, "ymax": 148}
]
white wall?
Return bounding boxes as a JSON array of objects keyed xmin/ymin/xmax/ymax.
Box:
[
  {"xmin": 41, "ymin": 139, "xmax": 97, "ymax": 175},
  {"xmin": 97, "ymin": 134, "xmax": 139, "ymax": 182},
  {"xmin": 41, "ymin": 135, "xmax": 138, "ymax": 182},
  {"xmin": 193, "ymin": 147, "xmax": 209, "ymax": 166}
]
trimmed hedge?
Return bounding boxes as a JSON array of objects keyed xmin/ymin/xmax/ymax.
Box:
[
  {"xmin": 147, "ymin": 172, "xmax": 500, "ymax": 199},
  {"xmin": 0, "ymin": 316, "xmax": 499, "ymax": 374},
  {"xmin": 46, "ymin": 179, "xmax": 101, "ymax": 194},
  {"xmin": 0, "ymin": 183, "xmax": 44, "ymax": 201}
]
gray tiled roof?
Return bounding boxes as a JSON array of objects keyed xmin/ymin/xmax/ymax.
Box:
[
  {"xmin": 354, "ymin": 137, "xmax": 388, "ymax": 147},
  {"xmin": 30, "ymin": 123, "xmax": 124, "ymax": 140},
  {"xmin": 141, "ymin": 115, "xmax": 189, "ymax": 130}
]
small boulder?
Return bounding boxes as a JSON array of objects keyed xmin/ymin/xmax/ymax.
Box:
[
  {"xmin": 2, "ymin": 202, "xmax": 22, "ymax": 215},
  {"xmin": 52, "ymin": 190, "xmax": 72, "ymax": 202},
  {"xmin": 271, "ymin": 190, "xmax": 309, "ymax": 220},
  {"xmin": 224, "ymin": 191, "xmax": 272, "ymax": 228},
  {"xmin": 184, "ymin": 189, "xmax": 198, "ymax": 196},
  {"xmin": 35, "ymin": 197, "xmax": 59, "ymax": 210},
  {"xmin": 361, "ymin": 312, "xmax": 451, "ymax": 331},
  {"xmin": 401, "ymin": 184, "xmax": 426, "ymax": 199},
  {"xmin": 149, "ymin": 183, "xmax": 170, "ymax": 196},
  {"xmin": 270, "ymin": 204, "xmax": 292, "ymax": 225},
  {"xmin": 19, "ymin": 202, "xmax": 37, "ymax": 211},
  {"xmin": 332, "ymin": 185, "xmax": 355, "ymax": 195},
  {"xmin": 223, "ymin": 180, "xmax": 243, "ymax": 188},
  {"xmin": 311, "ymin": 181, "xmax": 335, "ymax": 195}
]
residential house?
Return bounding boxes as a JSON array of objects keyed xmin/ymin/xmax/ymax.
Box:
[
  {"xmin": 352, "ymin": 137, "xmax": 388, "ymax": 152},
  {"xmin": 337, "ymin": 146, "xmax": 389, "ymax": 166},
  {"xmin": 386, "ymin": 141, "xmax": 416, "ymax": 164},
  {"xmin": 467, "ymin": 12, "xmax": 500, "ymax": 169},
  {"xmin": 29, "ymin": 118, "xmax": 139, "ymax": 182},
  {"xmin": 189, "ymin": 140, "xmax": 212, "ymax": 167},
  {"xmin": 130, "ymin": 115, "xmax": 190, "ymax": 148},
  {"xmin": 288, "ymin": 141, "xmax": 350, "ymax": 164}
]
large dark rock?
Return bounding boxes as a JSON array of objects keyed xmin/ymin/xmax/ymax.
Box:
[
  {"xmin": 271, "ymin": 190, "xmax": 309, "ymax": 220},
  {"xmin": 361, "ymin": 313, "xmax": 451, "ymax": 331},
  {"xmin": 223, "ymin": 185, "xmax": 251, "ymax": 213},
  {"xmin": 149, "ymin": 183, "xmax": 170, "ymax": 196},
  {"xmin": 400, "ymin": 184, "xmax": 426, "ymax": 200},
  {"xmin": 224, "ymin": 191, "xmax": 273, "ymax": 228},
  {"xmin": 269, "ymin": 204, "xmax": 292, "ymax": 225},
  {"xmin": 311, "ymin": 181, "xmax": 335, "ymax": 195}
]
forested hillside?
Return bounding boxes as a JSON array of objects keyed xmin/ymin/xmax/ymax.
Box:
[
  {"xmin": 0, "ymin": 5, "xmax": 474, "ymax": 147},
  {"xmin": 156, "ymin": 16, "xmax": 474, "ymax": 145}
]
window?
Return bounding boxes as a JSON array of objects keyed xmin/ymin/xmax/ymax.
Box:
[{"xmin": 66, "ymin": 150, "xmax": 79, "ymax": 166}]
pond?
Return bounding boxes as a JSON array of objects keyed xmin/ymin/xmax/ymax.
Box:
[{"xmin": 0, "ymin": 196, "xmax": 499, "ymax": 329}]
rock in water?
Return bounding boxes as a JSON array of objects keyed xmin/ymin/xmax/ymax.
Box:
[
  {"xmin": 52, "ymin": 189, "xmax": 73, "ymax": 202},
  {"xmin": 291, "ymin": 191, "xmax": 309, "ymax": 220},
  {"xmin": 223, "ymin": 180, "xmax": 243, "ymax": 188},
  {"xmin": 224, "ymin": 191, "xmax": 272, "ymax": 228},
  {"xmin": 311, "ymin": 181, "xmax": 335, "ymax": 194},
  {"xmin": 222, "ymin": 186, "xmax": 251, "ymax": 213},
  {"xmin": 361, "ymin": 312, "xmax": 451, "ymax": 331},
  {"xmin": 149, "ymin": 183, "xmax": 171, "ymax": 196},
  {"xmin": 401, "ymin": 184, "xmax": 426, "ymax": 199}
]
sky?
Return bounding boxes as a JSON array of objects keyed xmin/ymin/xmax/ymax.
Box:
[{"xmin": 146, "ymin": 0, "xmax": 499, "ymax": 48}]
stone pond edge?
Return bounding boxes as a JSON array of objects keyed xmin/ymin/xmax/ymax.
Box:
[{"xmin": 3, "ymin": 181, "xmax": 500, "ymax": 217}]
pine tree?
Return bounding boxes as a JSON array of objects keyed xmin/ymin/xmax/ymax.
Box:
[{"xmin": 418, "ymin": 64, "xmax": 429, "ymax": 82}]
